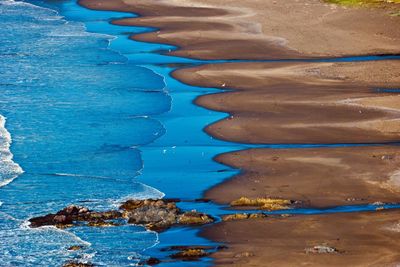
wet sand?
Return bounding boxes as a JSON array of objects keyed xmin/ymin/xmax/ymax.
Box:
[
  {"xmin": 206, "ymin": 146, "xmax": 400, "ymax": 208},
  {"xmin": 79, "ymin": 0, "xmax": 400, "ymax": 265},
  {"xmin": 80, "ymin": 0, "xmax": 400, "ymax": 59},
  {"xmin": 202, "ymin": 210, "xmax": 400, "ymax": 267},
  {"xmin": 174, "ymin": 61, "xmax": 400, "ymax": 144}
]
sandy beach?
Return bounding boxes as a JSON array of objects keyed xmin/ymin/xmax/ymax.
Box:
[
  {"xmin": 202, "ymin": 210, "xmax": 400, "ymax": 267},
  {"xmin": 79, "ymin": 0, "xmax": 400, "ymax": 265}
]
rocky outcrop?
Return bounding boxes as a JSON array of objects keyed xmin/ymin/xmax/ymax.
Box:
[
  {"xmin": 170, "ymin": 248, "xmax": 210, "ymax": 260},
  {"xmin": 167, "ymin": 245, "xmax": 226, "ymax": 261},
  {"xmin": 29, "ymin": 199, "xmax": 214, "ymax": 231},
  {"xmin": 29, "ymin": 205, "xmax": 122, "ymax": 228},
  {"xmin": 120, "ymin": 199, "xmax": 215, "ymax": 231},
  {"xmin": 142, "ymin": 257, "xmax": 161, "ymax": 266},
  {"xmin": 178, "ymin": 211, "xmax": 214, "ymax": 225},
  {"xmin": 137, "ymin": 245, "xmax": 227, "ymax": 265}
]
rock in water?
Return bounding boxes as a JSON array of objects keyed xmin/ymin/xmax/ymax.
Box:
[
  {"xmin": 120, "ymin": 199, "xmax": 215, "ymax": 231},
  {"xmin": 170, "ymin": 248, "xmax": 210, "ymax": 260},
  {"xmin": 29, "ymin": 199, "xmax": 215, "ymax": 231},
  {"xmin": 28, "ymin": 205, "xmax": 122, "ymax": 228},
  {"xmin": 62, "ymin": 262, "xmax": 94, "ymax": 267}
]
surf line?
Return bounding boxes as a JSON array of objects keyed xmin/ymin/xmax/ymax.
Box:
[{"xmin": 0, "ymin": 114, "xmax": 24, "ymax": 188}]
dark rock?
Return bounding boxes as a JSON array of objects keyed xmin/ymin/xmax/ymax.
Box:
[
  {"xmin": 29, "ymin": 205, "xmax": 122, "ymax": 228},
  {"xmin": 124, "ymin": 200, "xmax": 179, "ymax": 231},
  {"xmin": 77, "ymin": 210, "xmax": 122, "ymax": 221},
  {"xmin": 62, "ymin": 261, "xmax": 94, "ymax": 267},
  {"xmin": 170, "ymin": 249, "xmax": 210, "ymax": 261},
  {"xmin": 146, "ymin": 257, "xmax": 161, "ymax": 266},
  {"xmin": 177, "ymin": 211, "xmax": 214, "ymax": 225},
  {"xmin": 122, "ymin": 200, "xmax": 214, "ymax": 231},
  {"xmin": 161, "ymin": 245, "xmax": 215, "ymax": 252},
  {"xmin": 194, "ymin": 198, "xmax": 211, "ymax": 203},
  {"xmin": 54, "ymin": 215, "xmax": 67, "ymax": 223},
  {"xmin": 67, "ymin": 245, "xmax": 84, "ymax": 251},
  {"xmin": 29, "ymin": 213, "xmax": 73, "ymax": 228},
  {"xmin": 29, "ymin": 199, "xmax": 214, "ymax": 231},
  {"xmin": 121, "ymin": 199, "xmax": 214, "ymax": 231},
  {"xmin": 163, "ymin": 198, "xmax": 181, "ymax": 203}
]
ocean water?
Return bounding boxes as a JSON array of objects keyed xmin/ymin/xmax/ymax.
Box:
[{"xmin": 0, "ymin": 0, "xmax": 166, "ymax": 265}]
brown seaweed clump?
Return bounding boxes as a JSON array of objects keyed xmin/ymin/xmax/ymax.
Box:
[
  {"xmin": 222, "ymin": 213, "xmax": 267, "ymax": 221},
  {"xmin": 230, "ymin": 197, "xmax": 293, "ymax": 211},
  {"xmin": 177, "ymin": 211, "xmax": 214, "ymax": 225}
]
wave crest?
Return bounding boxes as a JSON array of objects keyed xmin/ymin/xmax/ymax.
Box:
[{"xmin": 0, "ymin": 115, "xmax": 23, "ymax": 188}]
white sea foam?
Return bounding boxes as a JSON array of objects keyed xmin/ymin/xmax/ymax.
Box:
[
  {"xmin": 21, "ymin": 221, "xmax": 92, "ymax": 247},
  {"xmin": 122, "ymin": 182, "xmax": 165, "ymax": 200},
  {"xmin": 0, "ymin": 115, "xmax": 23, "ymax": 188},
  {"xmin": 112, "ymin": 183, "xmax": 165, "ymax": 210}
]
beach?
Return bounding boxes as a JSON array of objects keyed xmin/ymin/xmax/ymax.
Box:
[
  {"xmin": 202, "ymin": 210, "xmax": 400, "ymax": 266},
  {"xmin": 2, "ymin": 0, "xmax": 399, "ymax": 265},
  {"xmin": 79, "ymin": 0, "xmax": 400, "ymax": 265}
]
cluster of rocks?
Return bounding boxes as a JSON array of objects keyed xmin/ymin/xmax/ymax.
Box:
[
  {"xmin": 139, "ymin": 245, "xmax": 227, "ymax": 265},
  {"xmin": 29, "ymin": 205, "xmax": 122, "ymax": 229},
  {"xmin": 29, "ymin": 199, "xmax": 214, "ymax": 231},
  {"xmin": 61, "ymin": 244, "xmax": 225, "ymax": 267},
  {"xmin": 31, "ymin": 199, "xmax": 219, "ymax": 266},
  {"xmin": 120, "ymin": 199, "xmax": 214, "ymax": 231}
]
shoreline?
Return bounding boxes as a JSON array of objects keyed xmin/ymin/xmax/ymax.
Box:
[
  {"xmin": 78, "ymin": 0, "xmax": 400, "ymax": 266},
  {"xmin": 80, "ymin": 0, "xmax": 400, "ymax": 59}
]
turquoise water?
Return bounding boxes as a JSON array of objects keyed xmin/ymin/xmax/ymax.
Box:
[{"xmin": 1, "ymin": 0, "xmax": 400, "ymax": 266}]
